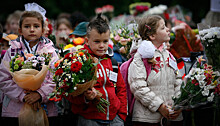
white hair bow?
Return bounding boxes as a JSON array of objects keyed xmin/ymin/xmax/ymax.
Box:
[{"xmin": 25, "ymin": 2, "xmax": 46, "ymax": 21}]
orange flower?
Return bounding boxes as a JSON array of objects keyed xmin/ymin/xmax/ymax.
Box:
[
  {"xmin": 54, "ymin": 62, "xmax": 59, "ymax": 68},
  {"xmin": 25, "ymin": 53, "xmax": 34, "ymax": 58},
  {"xmin": 15, "ymin": 56, "xmax": 24, "ymax": 66},
  {"xmin": 73, "ymin": 37, "xmax": 84, "ymax": 45},
  {"xmin": 54, "ymin": 59, "xmax": 63, "ymax": 68},
  {"xmin": 78, "ymin": 52, "xmax": 84, "ymax": 56}
]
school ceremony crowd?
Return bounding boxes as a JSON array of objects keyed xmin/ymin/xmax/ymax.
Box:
[{"xmin": 0, "ymin": 0, "xmax": 220, "ymax": 126}]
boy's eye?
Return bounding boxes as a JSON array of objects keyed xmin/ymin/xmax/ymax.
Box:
[
  {"xmin": 34, "ymin": 25, "xmax": 40, "ymax": 28},
  {"xmin": 94, "ymin": 40, "xmax": 100, "ymax": 43},
  {"xmin": 24, "ymin": 26, "xmax": 30, "ymax": 28},
  {"xmin": 103, "ymin": 40, "xmax": 109, "ymax": 43}
]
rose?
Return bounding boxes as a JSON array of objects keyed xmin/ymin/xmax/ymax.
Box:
[
  {"xmin": 55, "ymin": 68, "xmax": 63, "ymax": 76},
  {"xmin": 71, "ymin": 61, "xmax": 82, "ymax": 72}
]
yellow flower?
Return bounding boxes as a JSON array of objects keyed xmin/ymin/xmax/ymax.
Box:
[
  {"xmin": 64, "ymin": 44, "xmax": 74, "ymax": 50},
  {"xmin": 213, "ymin": 80, "xmax": 218, "ymax": 85}
]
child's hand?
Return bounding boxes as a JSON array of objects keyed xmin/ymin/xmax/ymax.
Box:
[
  {"xmin": 24, "ymin": 91, "xmax": 41, "ymax": 104},
  {"xmin": 31, "ymin": 102, "xmax": 41, "ymax": 111},
  {"xmin": 84, "ymin": 87, "xmax": 97, "ymax": 101},
  {"xmin": 169, "ymin": 109, "xmax": 182, "ymax": 120},
  {"xmin": 158, "ymin": 103, "xmax": 170, "ymax": 119}
]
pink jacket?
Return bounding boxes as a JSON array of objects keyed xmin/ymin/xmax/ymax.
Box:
[{"xmin": 0, "ymin": 36, "xmax": 59, "ymax": 117}]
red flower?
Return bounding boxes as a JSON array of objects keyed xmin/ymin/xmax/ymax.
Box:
[
  {"xmin": 64, "ymin": 53, "xmax": 72, "ymax": 60},
  {"xmin": 55, "ymin": 68, "xmax": 63, "ymax": 76},
  {"xmin": 155, "ymin": 57, "xmax": 161, "ymax": 62},
  {"xmin": 48, "ymin": 24, "xmax": 53, "ymax": 35},
  {"xmin": 192, "ymin": 79, "xmax": 197, "ymax": 84},
  {"xmin": 71, "ymin": 61, "xmax": 82, "ymax": 72}
]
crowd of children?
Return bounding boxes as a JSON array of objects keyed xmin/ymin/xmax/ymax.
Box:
[{"xmin": 0, "ymin": 1, "xmax": 219, "ymax": 126}]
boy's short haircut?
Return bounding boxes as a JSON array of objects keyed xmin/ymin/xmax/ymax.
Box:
[
  {"xmin": 19, "ymin": 11, "xmax": 44, "ymax": 29},
  {"xmin": 87, "ymin": 14, "xmax": 110, "ymax": 37}
]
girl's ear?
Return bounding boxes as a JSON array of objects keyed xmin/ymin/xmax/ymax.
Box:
[
  {"xmin": 85, "ymin": 37, "xmax": 89, "ymax": 45},
  {"xmin": 149, "ymin": 34, "xmax": 155, "ymax": 41}
]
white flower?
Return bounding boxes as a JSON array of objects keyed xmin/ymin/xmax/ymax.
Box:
[
  {"xmin": 207, "ymin": 92, "xmax": 214, "ymax": 102},
  {"xmin": 66, "ymin": 74, "xmax": 71, "ymax": 78},
  {"xmin": 188, "ymin": 68, "xmax": 196, "ymax": 76},
  {"xmin": 32, "ymin": 63, "xmax": 37, "ymax": 67},
  {"xmin": 208, "ymin": 39, "xmax": 215, "ymax": 43},
  {"xmin": 195, "ymin": 74, "xmax": 206, "ymax": 82},
  {"xmin": 207, "ymin": 84, "xmax": 216, "ymax": 90},
  {"xmin": 202, "ymin": 88, "xmax": 209, "ymax": 96},
  {"xmin": 199, "ymin": 81, "xmax": 206, "ymax": 88},
  {"xmin": 82, "ymin": 79, "xmax": 85, "ymax": 83},
  {"xmin": 65, "ymin": 92, "xmax": 68, "ymax": 96},
  {"xmin": 80, "ymin": 70, "xmax": 83, "ymax": 73},
  {"xmin": 74, "ymin": 86, "xmax": 77, "ymax": 90}
]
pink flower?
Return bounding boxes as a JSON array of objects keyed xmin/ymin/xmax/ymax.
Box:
[
  {"xmin": 120, "ymin": 38, "xmax": 128, "ymax": 45},
  {"xmin": 119, "ymin": 47, "xmax": 126, "ymax": 54},
  {"xmin": 114, "ymin": 35, "xmax": 120, "ymax": 41},
  {"xmin": 103, "ymin": 5, "xmax": 114, "ymax": 12},
  {"xmin": 95, "ymin": 8, "xmax": 102, "ymax": 14},
  {"xmin": 117, "ymin": 29, "xmax": 122, "ymax": 34}
]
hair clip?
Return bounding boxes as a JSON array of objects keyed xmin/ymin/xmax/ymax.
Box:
[{"xmin": 145, "ymin": 24, "xmax": 151, "ymax": 30}]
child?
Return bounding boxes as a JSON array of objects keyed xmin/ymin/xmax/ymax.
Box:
[
  {"xmin": 5, "ymin": 10, "xmax": 23, "ymax": 35},
  {"xmin": 55, "ymin": 18, "xmax": 72, "ymax": 49},
  {"xmin": 128, "ymin": 15, "xmax": 183, "ymax": 126},
  {"xmin": 67, "ymin": 14, "xmax": 127, "ymax": 126},
  {"xmin": 0, "ymin": 11, "xmax": 59, "ymax": 126}
]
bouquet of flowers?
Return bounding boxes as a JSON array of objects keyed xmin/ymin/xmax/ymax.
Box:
[
  {"xmin": 129, "ymin": 2, "xmax": 151, "ymax": 16},
  {"xmin": 172, "ymin": 56, "xmax": 220, "ymax": 110},
  {"xmin": 5, "ymin": 50, "xmax": 53, "ymax": 126},
  {"xmin": 49, "ymin": 50, "xmax": 110, "ymax": 113},
  {"xmin": 8, "ymin": 51, "xmax": 52, "ymax": 91},
  {"xmin": 110, "ymin": 23, "xmax": 140, "ymax": 59},
  {"xmin": 198, "ymin": 26, "xmax": 220, "ymax": 71}
]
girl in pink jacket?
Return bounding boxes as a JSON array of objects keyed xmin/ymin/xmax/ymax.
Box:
[{"xmin": 0, "ymin": 11, "xmax": 59, "ymax": 126}]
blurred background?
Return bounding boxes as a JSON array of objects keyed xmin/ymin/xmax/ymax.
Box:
[{"xmin": 0, "ymin": 0, "xmax": 210, "ymax": 27}]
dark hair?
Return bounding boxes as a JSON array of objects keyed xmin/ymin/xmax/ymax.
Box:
[
  {"xmin": 19, "ymin": 11, "xmax": 44, "ymax": 29},
  {"xmin": 138, "ymin": 15, "xmax": 162, "ymax": 40},
  {"xmin": 87, "ymin": 13, "xmax": 110, "ymax": 38},
  {"xmin": 70, "ymin": 11, "xmax": 88, "ymax": 30}
]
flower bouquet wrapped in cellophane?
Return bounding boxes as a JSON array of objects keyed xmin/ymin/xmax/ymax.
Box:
[
  {"xmin": 49, "ymin": 50, "xmax": 110, "ymax": 113},
  {"xmin": 4, "ymin": 50, "xmax": 54, "ymax": 126},
  {"xmin": 172, "ymin": 56, "xmax": 220, "ymax": 110},
  {"xmin": 5, "ymin": 52, "xmax": 53, "ymax": 91}
]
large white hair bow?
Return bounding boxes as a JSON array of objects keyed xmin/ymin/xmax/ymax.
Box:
[{"xmin": 25, "ymin": 2, "xmax": 46, "ymax": 21}]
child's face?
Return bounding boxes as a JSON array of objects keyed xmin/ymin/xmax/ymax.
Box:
[
  {"xmin": 19, "ymin": 17, "xmax": 44, "ymax": 42},
  {"xmin": 86, "ymin": 29, "xmax": 110, "ymax": 57},
  {"xmin": 153, "ymin": 19, "xmax": 170, "ymax": 44},
  {"xmin": 0, "ymin": 40, "xmax": 10, "ymax": 52},
  {"xmin": 9, "ymin": 19, "xmax": 19, "ymax": 34},
  {"xmin": 56, "ymin": 24, "xmax": 71, "ymax": 36}
]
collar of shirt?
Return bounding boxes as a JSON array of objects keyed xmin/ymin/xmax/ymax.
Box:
[
  {"xmin": 154, "ymin": 44, "xmax": 164, "ymax": 52},
  {"xmin": 24, "ymin": 39, "xmax": 39, "ymax": 54}
]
